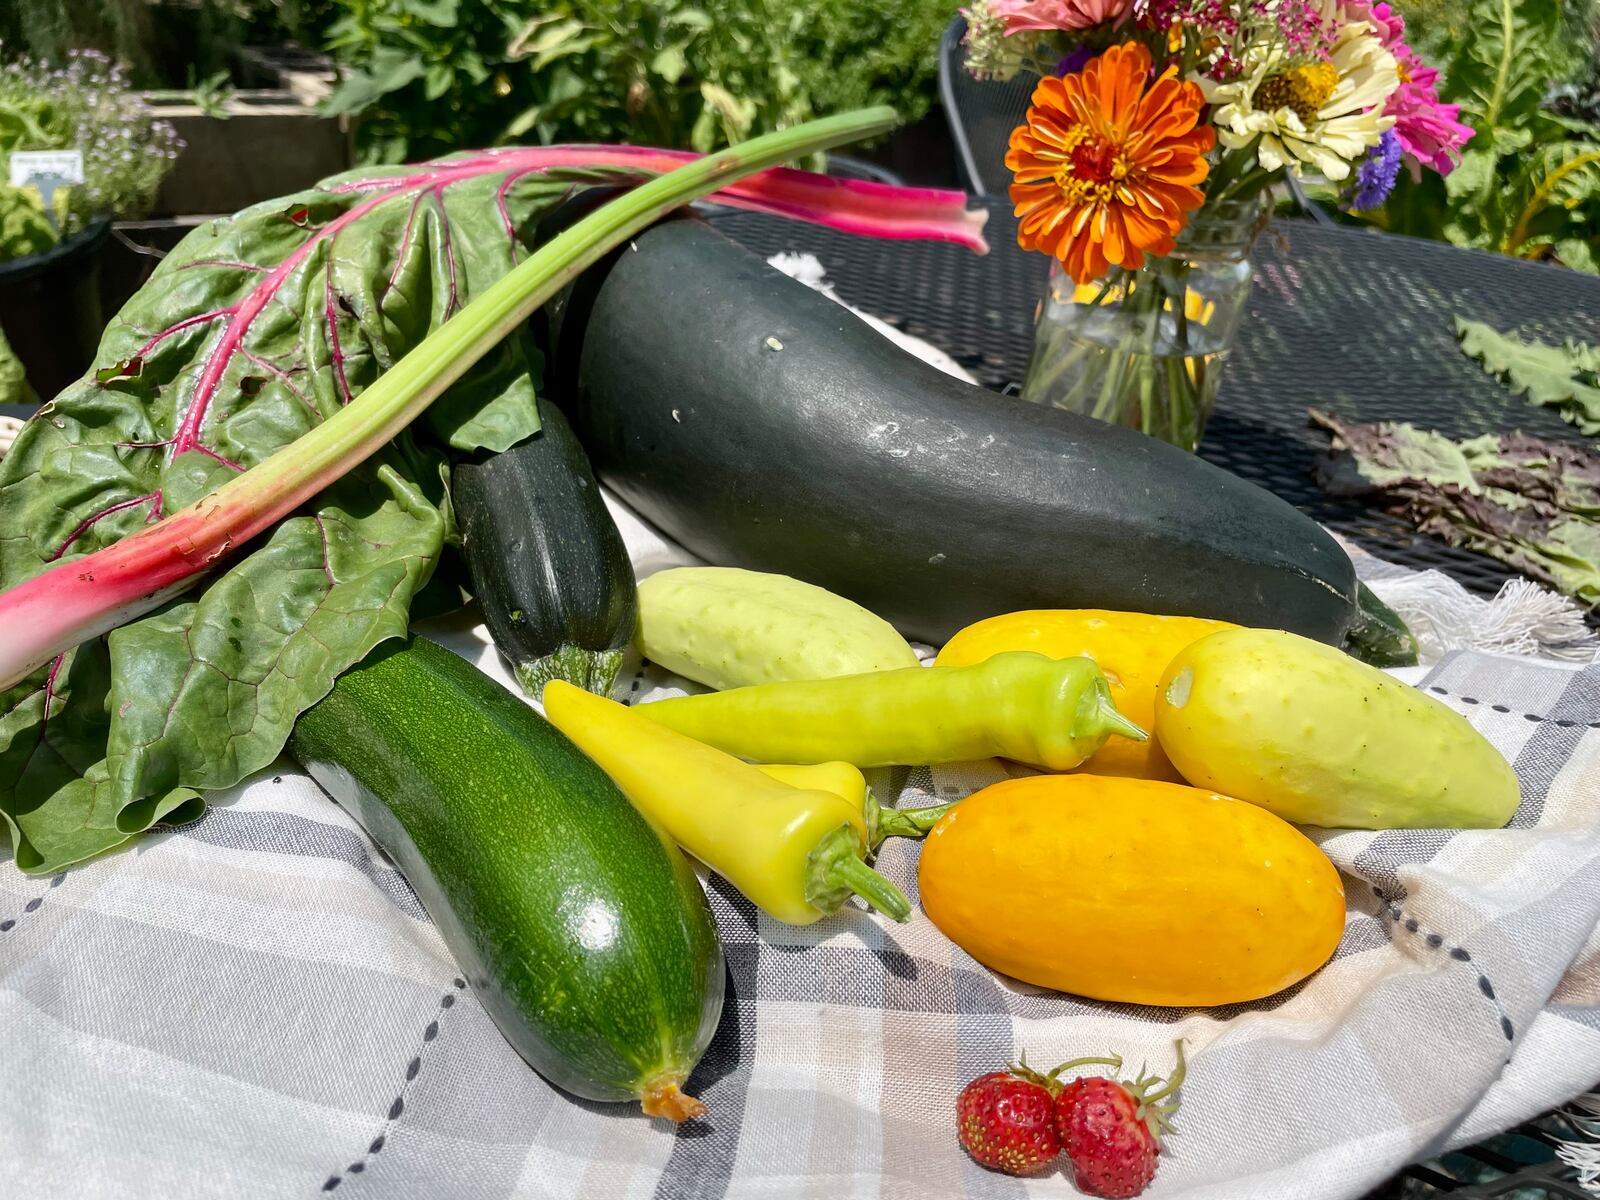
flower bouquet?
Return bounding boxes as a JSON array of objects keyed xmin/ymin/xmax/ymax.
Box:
[{"xmin": 960, "ymin": 0, "xmax": 1473, "ymax": 450}]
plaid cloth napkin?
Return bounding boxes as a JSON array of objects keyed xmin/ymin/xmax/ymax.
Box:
[{"xmin": 2, "ymin": 498, "xmax": 1597, "ymax": 1200}]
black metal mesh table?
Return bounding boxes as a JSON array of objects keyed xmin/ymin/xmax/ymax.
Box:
[{"xmin": 706, "ymin": 200, "xmax": 1600, "ymax": 598}]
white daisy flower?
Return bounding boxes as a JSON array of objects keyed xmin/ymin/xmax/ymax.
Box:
[{"xmin": 1206, "ymin": 19, "xmax": 1400, "ymax": 181}]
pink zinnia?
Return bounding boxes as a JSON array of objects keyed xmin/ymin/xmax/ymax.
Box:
[
  {"xmin": 1351, "ymin": 1, "xmax": 1474, "ymax": 176},
  {"xmin": 993, "ymin": 0, "xmax": 1135, "ymax": 33}
]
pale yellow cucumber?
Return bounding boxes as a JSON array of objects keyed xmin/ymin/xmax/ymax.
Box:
[
  {"xmin": 637, "ymin": 566, "xmax": 919, "ymax": 691},
  {"xmin": 1155, "ymin": 629, "xmax": 1520, "ymax": 829}
]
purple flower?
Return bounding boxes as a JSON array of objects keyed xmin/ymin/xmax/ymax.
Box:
[
  {"xmin": 1054, "ymin": 44, "xmax": 1095, "ymax": 75},
  {"xmin": 1345, "ymin": 130, "xmax": 1403, "ymax": 211}
]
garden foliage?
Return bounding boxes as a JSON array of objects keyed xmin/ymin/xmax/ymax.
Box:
[
  {"xmin": 1383, "ymin": 0, "xmax": 1600, "ymax": 272},
  {"xmin": 320, "ymin": 0, "xmax": 949, "ymax": 162}
]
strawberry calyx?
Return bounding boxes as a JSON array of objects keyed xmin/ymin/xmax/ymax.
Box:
[
  {"xmin": 1122, "ymin": 1039, "xmax": 1187, "ymax": 1145},
  {"xmin": 1041, "ymin": 1040, "xmax": 1187, "ymax": 1146}
]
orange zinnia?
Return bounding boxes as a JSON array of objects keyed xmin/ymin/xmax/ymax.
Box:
[{"xmin": 1006, "ymin": 42, "xmax": 1215, "ymax": 285}]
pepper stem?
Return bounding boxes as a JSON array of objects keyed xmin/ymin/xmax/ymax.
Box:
[
  {"xmin": 804, "ymin": 823, "xmax": 913, "ymax": 921},
  {"xmin": 1088, "ymin": 681, "xmax": 1148, "ymax": 743},
  {"xmin": 864, "ymin": 789, "xmax": 956, "ymax": 851}
]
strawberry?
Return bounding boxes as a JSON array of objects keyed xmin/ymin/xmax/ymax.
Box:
[
  {"xmin": 1055, "ymin": 1041, "xmax": 1187, "ymax": 1200},
  {"xmin": 956, "ymin": 1069, "xmax": 1061, "ymax": 1176}
]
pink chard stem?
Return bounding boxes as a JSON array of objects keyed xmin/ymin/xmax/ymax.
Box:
[{"xmin": 0, "ymin": 115, "xmax": 985, "ymax": 692}]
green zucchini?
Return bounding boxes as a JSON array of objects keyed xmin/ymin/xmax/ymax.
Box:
[
  {"xmin": 1345, "ymin": 582, "xmax": 1421, "ymax": 668},
  {"xmin": 287, "ymin": 636, "xmax": 724, "ymax": 1120},
  {"xmin": 558, "ymin": 221, "xmax": 1372, "ymax": 649},
  {"xmin": 454, "ymin": 397, "xmax": 637, "ymax": 697}
]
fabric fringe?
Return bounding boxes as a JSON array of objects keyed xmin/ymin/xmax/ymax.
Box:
[
  {"xmin": 1556, "ymin": 1092, "xmax": 1600, "ymax": 1193},
  {"xmin": 1366, "ymin": 570, "xmax": 1600, "ymax": 665}
]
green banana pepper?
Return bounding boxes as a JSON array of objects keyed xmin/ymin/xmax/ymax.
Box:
[{"xmin": 637, "ymin": 651, "xmax": 1144, "ymax": 771}]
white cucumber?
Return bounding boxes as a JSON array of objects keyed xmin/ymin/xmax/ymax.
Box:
[{"xmin": 637, "ymin": 566, "xmax": 919, "ymax": 691}]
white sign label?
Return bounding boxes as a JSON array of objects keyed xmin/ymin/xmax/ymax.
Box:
[{"xmin": 9, "ymin": 150, "xmax": 85, "ymax": 189}]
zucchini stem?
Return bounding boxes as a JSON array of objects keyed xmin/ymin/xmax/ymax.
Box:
[
  {"xmin": 640, "ymin": 1076, "xmax": 707, "ymax": 1123},
  {"xmin": 514, "ymin": 644, "xmax": 624, "ymax": 699},
  {"xmin": 804, "ymin": 824, "xmax": 912, "ymax": 922}
]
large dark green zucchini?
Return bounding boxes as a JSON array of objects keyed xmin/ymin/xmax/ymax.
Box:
[
  {"xmin": 560, "ymin": 221, "xmax": 1364, "ymax": 647},
  {"xmin": 288, "ymin": 636, "xmax": 723, "ymax": 1120},
  {"xmin": 454, "ymin": 397, "xmax": 636, "ymax": 697}
]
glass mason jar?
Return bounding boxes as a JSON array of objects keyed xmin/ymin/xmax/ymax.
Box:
[{"xmin": 1019, "ymin": 194, "xmax": 1268, "ymax": 452}]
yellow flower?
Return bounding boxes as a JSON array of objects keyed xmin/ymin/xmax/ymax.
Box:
[
  {"xmin": 1206, "ymin": 21, "xmax": 1399, "ymax": 181},
  {"xmin": 1071, "ymin": 279, "xmax": 1214, "ymax": 325}
]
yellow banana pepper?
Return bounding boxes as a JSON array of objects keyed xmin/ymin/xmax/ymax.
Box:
[
  {"xmin": 543, "ymin": 682, "xmax": 914, "ymax": 925},
  {"xmin": 755, "ymin": 762, "xmax": 955, "ymax": 848}
]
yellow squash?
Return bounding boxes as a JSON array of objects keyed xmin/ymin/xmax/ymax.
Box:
[
  {"xmin": 1156, "ymin": 628, "xmax": 1521, "ymax": 829},
  {"xmin": 917, "ymin": 775, "xmax": 1346, "ymax": 1006},
  {"xmin": 934, "ymin": 610, "xmax": 1236, "ymax": 780}
]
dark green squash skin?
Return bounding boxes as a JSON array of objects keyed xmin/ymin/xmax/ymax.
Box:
[
  {"xmin": 561, "ymin": 221, "xmax": 1362, "ymax": 646},
  {"xmin": 287, "ymin": 637, "xmax": 724, "ymax": 1105},
  {"xmin": 454, "ymin": 397, "xmax": 637, "ymax": 697}
]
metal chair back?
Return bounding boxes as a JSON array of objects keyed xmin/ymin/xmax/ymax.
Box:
[{"xmin": 937, "ymin": 15, "xmax": 1037, "ymax": 195}]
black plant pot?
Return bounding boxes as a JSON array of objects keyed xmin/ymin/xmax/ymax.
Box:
[{"xmin": 0, "ymin": 219, "xmax": 112, "ymax": 405}]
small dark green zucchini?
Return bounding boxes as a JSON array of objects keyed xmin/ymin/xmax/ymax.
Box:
[
  {"xmin": 454, "ymin": 397, "xmax": 637, "ymax": 697},
  {"xmin": 288, "ymin": 636, "xmax": 724, "ymax": 1120}
]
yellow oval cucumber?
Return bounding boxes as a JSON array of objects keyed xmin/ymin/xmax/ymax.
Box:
[
  {"xmin": 1155, "ymin": 629, "xmax": 1520, "ymax": 829},
  {"xmin": 918, "ymin": 775, "xmax": 1346, "ymax": 1006},
  {"xmin": 637, "ymin": 566, "xmax": 919, "ymax": 691}
]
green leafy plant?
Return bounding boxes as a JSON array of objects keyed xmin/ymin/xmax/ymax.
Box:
[
  {"xmin": 0, "ymin": 0, "xmax": 158, "ymax": 78},
  {"xmin": 322, "ymin": 0, "xmax": 807, "ymax": 161},
  {"xmin": 0, "ymin": 322, "xmax": 34, "ymax": 409},
  {"xmin": 789, "ymin": 0, "xmax": 948, "ymax": 126},
  {"xmin": 1457, "ymin": 318, "xmax": 1600, "ymax": 433},
  {"xmin": 0, "ymin": 50, "xmax": 184, "ymax": 259},
  {"xmin": 320, "ymin": 0, "xmax": 946, "ymax": 163},
  {"xmin": 143, "ymin": 68, "xmax": 237, "ymax": 120},
  {"xmin": 1394, "ymin": 0, "xmax": 1597, "ymax": 83},
  {"xmin": 1381, "ymin": 0, "xmax": 1600, "ymax": 271}
]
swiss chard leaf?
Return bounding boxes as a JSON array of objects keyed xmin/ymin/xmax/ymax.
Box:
[
  {"xmin": 1457, "ymin": 317, "xmax": 1600, "ymax": 434},
  {"xmin": 0, "ymin": 155, "xmax": 599, "ymax": 872},
  {"xmin": 1314, "ymin": 410, "xmax": 1600, "ymax": 607}
]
